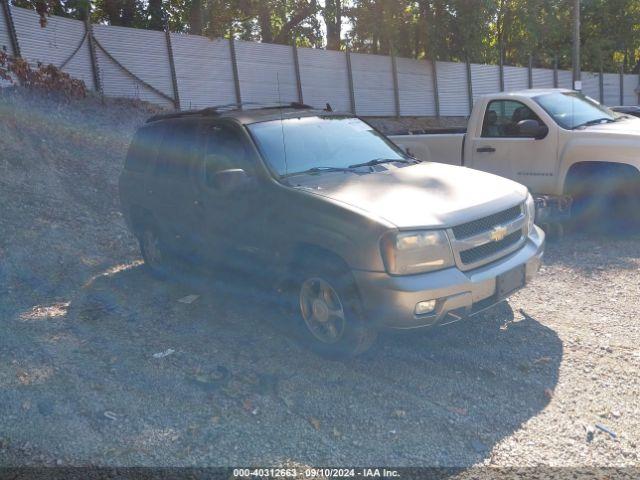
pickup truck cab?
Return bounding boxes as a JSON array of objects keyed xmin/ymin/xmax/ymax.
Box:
[
  {"xmin": 119, "ymin": 104, "xmax": 544, "ymax": 357},
  {"xmin": 392, "ymin": 89, "xmax": 640, "ymax": 229}
]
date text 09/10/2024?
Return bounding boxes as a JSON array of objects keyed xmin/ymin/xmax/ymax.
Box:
[{"xmin": 233, "ymin": 468, "xmax": 400, "ymax": 478}]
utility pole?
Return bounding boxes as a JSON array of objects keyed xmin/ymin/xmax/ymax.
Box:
[{"xmin": 572, "ymin": 0, "xmax": 581, "ymax": 91}]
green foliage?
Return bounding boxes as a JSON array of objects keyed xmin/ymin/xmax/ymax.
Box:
[{"xmin": 9, "ymin": 0, "xmax": 640, "ymax": 72}]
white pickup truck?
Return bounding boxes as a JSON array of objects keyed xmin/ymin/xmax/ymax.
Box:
[{"xmin": 391, "ymin": 89, "xmax": 640, "ymax": 231}]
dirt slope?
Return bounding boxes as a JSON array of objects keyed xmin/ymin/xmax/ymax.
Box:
[{"xmin": 0, "ymin": 89, "xmax": 158, "ymax": 307}]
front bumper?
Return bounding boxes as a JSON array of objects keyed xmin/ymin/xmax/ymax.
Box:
[{"xmin": 352, "ymin": 225, "xmax": 545, "ymax": 329}]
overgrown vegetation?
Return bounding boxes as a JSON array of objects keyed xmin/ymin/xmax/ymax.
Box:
[
  {"xmin": 0, "ymin": 51, "xmax": 86, "ymax": 100},
  {"xmin": 10, "ymin": 0, "xmax": 640, "ymax": 72}
]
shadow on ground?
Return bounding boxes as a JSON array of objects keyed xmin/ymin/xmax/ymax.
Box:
[{"xmin": 0, "ymin": 262, "xmax": 562, "ymax": 467}]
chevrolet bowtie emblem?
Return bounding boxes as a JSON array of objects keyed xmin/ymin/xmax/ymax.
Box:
[{"xmin": 490, "ymin": 225, "xmax": 508, "ymax": 242}]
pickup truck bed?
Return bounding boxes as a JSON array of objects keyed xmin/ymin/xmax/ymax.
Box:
[{"xmin": 389, "ymin": 132, "xmax": 465, "ymax": 167}]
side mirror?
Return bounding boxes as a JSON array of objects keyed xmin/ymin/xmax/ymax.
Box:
[
  {"xmin": 207, "ymin": 168, "xmax": 253, "ymax": 193},
  {"xmin": 517, "ymin": 119, "xmax": 549, "ymax": 140}
]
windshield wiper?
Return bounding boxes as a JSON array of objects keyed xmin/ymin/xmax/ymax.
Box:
[
  {"xmin": 348, "ymin": 158, "xmax": 415, "ymax": 169},
  {"xmin": 572, "ymin": 117, "xmax": 615, "ymax": 129},
  {"xmin": 281, "ymin": 166, "xmax": 354, "ymax": 178},
  {"xmin": 281, "ymin": 158, "xmax": 418, "ymax": 178}
]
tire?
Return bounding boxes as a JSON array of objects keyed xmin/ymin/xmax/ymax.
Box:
[
  {"xmin": 138, "ymin": 224, "xmax": 172, "ymax": 279},
  {"xmin": 539, "ymin": 221, "xmax": 564, "ymax": 242},
  {"xmin": 611, "ymin": 176, "xmax": 640, "ymax": 234},
  {"xmin": 291, "ymin": 259, "xmax": 377, "ymax": 358},
  {"xmin": 567, "ymin": 176, "xmax": 608, "ymax": 233},
  {"xmin": 566, "ymin": 164, "xmax": 640, "ymax": 235},
  {"xmin": 568, "ymin": 165, "xmax": 640, "ymax": 234}
]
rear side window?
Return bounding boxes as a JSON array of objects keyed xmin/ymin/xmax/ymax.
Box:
[
  {"xmin": 154, "ymin": 121, "xmax": 199, "ymax": 178},
  {"xmin": 125, "ymin": 126, "xmax": 163, "ymax": 172}
]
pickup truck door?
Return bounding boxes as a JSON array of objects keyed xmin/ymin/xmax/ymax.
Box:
[{"xmin": 468, "ymin": 99, "xmax": 558, "ymax": 193}]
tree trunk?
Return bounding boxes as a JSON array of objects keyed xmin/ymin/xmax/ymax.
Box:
[
  {"xmin": 417, "ymin": 0, "xmax": 431, "ymax": 58},
  {"xmin": 258, "ymin": 1, "xmax": 273, "ymax": 43},
  {"xmin": 272, "ymin": 2, "xmax": 316, "ymax": 45},
  {"xmin": 324, "ymin": 0, "xmax": 341, "ymax": 50},
  {"xmin": 121, "ymin": 0, "xmax": 136, "ymax": 27},
  {"xmin": 147, "ymin": 0, "xmax": 164, "ymax": 30},
  {"xmin": 102, "ymin": 0, "xmax": 122, "ymax": 26},
  {"xmin": 189, "ymin": 0, "xmax": 203, "ymax": 35}
]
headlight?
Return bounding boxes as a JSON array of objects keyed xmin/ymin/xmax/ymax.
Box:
[
  {"xmin": 525, "ymin": 193, "xmax": 536, "ymax": 234},
  {"xmin": 380, "ymin": 230, "xmax": 454, "ymax": 275}
]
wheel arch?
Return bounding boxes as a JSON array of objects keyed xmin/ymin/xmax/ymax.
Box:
[
  {"xmin": 286, "ymin": 242, "xmax": 364, "ymax": 307},
  {"xmin": 288, "ymin": 242, "xmax": 353, "ymax": 274},
  {"xmin": 563, "ymin": 161, "xmax": 640, "ymax": 195}
]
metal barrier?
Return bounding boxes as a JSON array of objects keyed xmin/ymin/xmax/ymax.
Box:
[{"xmin": 1, "ymin": 4, "xmax": 638, "ymax": 113}]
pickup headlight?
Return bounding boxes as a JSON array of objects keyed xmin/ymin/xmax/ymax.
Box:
[
  {"xmin": 380, "ymin": 230, "xmax": 454, "ymax": 275},
  {"xmin": 525, "ymin": 193, "xmax": 536, "ymax": 234}
]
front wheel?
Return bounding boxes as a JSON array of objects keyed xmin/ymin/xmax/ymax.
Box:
[
  {"xmin": 293, "ymin": 262, "xmax": 377, "ymax": 358},
  {"xmin": 138, "ymin": 225, "xmax": 172, "ymax": 279}
]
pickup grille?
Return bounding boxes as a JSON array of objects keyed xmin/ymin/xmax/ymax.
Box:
[
  {"xmin": 459, "ymin": 230, "xmax": 523, "ymax": 265},
  {"xmin": 452, "ymin": 204, "xmax": 522, "ymax": 239}
]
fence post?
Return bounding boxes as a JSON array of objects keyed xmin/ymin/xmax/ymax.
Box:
[
  {"xmin": 465, "ymin": 56, "xmax": 473, "ymax": 115},
  {"xmin": 390, "ymin": 49, "xmax": 400, "ymax": 118},
  {"xmin": 345, "ymin": 48, "xmax": 356, "ymax": 114},
  {"xmin": 431, "ymin": 58, "xmax": 440, "ymax": 118},
  {"xmin": 619, "ymin": 66, "xmax": 624, "ymax": 105},
  {"xmin": 528, "ymin": 54, "xmax": 533, "ymax": 88},
  {"xmin": 1, "ymin": 0, "xmax": 21, "ymax": 58},
  {"xmin": 291, "ymin": 40, "xmax": 304, "ymax": 104},
  {"xmin": 85, "ymin": 17, "xmax": 102, "ymax": 93},
  {"xmin": 553, "ymin": 54, "xmax": 558, "ymax": 88},
  {"xmin": 498, "ymin": 49, "xmax": 505, "ymax": 92},
  {"xmin": 164, "ymin": 29, "xmax": 180, "ymax": 110},
  {"xmin": 599, "ymin": 62, "xmax": 604, "ymax": 104},
  {"xmin": 228, "ymin": 35, "xmax": 242, "ymax": 107}
]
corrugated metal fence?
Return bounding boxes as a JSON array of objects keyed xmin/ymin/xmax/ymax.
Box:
[{"xmin": 1, "ymin": 3, "xmax": 639, "ymax": 115}]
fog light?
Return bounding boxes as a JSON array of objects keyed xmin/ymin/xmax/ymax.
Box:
[{"xmin": 415, "ymin": 300, "xmax": 436, "ymax": 315}]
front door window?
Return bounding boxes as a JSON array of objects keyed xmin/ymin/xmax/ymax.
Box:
[{"xmin": 481, "ymin": 100, "xmax": 544, "ymax": 138}]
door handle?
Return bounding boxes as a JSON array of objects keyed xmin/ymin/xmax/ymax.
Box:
[{"xmin": 476, "ymin": 146, "xmax": 496, "ymax": 153}]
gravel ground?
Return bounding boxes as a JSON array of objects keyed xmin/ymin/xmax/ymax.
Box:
[{"xmin": 0, "ymin": 88, "xmax": 638, "ymax": 469}]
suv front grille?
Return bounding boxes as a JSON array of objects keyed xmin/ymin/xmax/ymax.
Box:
[
  {"xmin": 452, "ymin": 205, "xmax": 522, "ymax": 239},
  {"xmin": 459, "ymin": 230, "xmax": 522, "ymax": 265}
]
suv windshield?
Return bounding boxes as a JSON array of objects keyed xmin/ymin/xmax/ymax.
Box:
[
  {"xmin": 247, "ymin": 116, "xmax": 406, "ymax": 177},
  {"xmin": 534, "ymin": 91, "xmax": 617, "ymax": 129}
]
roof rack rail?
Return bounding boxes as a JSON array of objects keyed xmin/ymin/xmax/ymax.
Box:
[{"xmin": 146, "ymin": 102, "xmax": 314, "ymax": 123}]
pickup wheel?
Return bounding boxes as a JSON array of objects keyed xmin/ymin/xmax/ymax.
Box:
[
  {"xmin": 293, "ymin": 261, "xmax": 377, "ymax": 358},
  {"xmin": 138, "ymin": 225, "xmax": 172, "ymax": 279},
  {"xmin": 567, "ymin": 164, "xmax": 640, "ymax": 233},
  {"xmin": 613, "ymin": 176, "xmax": 640, "ymax": 233}
]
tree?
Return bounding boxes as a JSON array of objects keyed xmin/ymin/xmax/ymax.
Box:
[
  {"xmin": 323, "ymin": 0, "xmax": 342, "ymax": 50},
  {"xmin": 147, "ymin": 0, "xmax": 164, "ymax": 30},
  {"xmin": 189, "ymin": 0, "xmax": 203, "ymax": 34},
  {"xmin": 92, "ymin": 0, "xmax": 139, "ymax": 27}
]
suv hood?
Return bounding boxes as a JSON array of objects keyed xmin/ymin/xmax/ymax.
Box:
[{"xmin": 293, "ymin": 162, "xmax": 527, "ymax": 229}]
